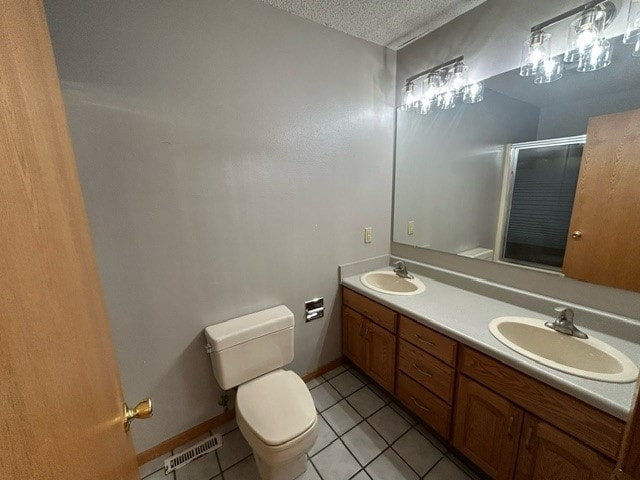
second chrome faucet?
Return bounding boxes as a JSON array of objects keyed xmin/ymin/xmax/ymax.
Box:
[
  {"xmin": 544, "ymin": 306, "xmax": 588, "ymax": 339},
  {"xmin": 393, "ymin": 261, "xmax": 414, "ymax": 279}
]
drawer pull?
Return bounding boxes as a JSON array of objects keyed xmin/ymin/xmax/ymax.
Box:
[
  {"xmin": 507, "ymin": 415, "xmax": 515, "ymax": 438},
  {"xmin": 411, "ymin": 396, "xmax": 431, "ymax": 412},
  {"xmin": 412, "ymin": 363, "xmax": 433, "ymax": 377},
  {"xmin": 365, "ymin": 325, "xmax": 371, "ymax": 341},
  {"xmin": 415, "ymin": 334, "xmax": 436, "ymax": 346},
  {"xmin": 524, "ymin": 426, "xmax": 533, "ymax": 449}
]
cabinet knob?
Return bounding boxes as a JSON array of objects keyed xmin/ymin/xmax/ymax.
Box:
[{"xmin": 571, "ymin": 231, "xmax": 582, "ymax": 239}]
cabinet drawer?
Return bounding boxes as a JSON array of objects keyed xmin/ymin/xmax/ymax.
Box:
[
  {"xmin": 398, "ymin": 316, "xmax": 457, "ymax": 366},
  {"xmin": 398, "ymin": 339, "xmax": 455, "ymax": 404},
  {"xmin": 343, "ymin": 287, "xmax": 397, "ymax": 333},
  {"xmin": 396, "ymin": 371, "xmax": 451, "ymax": 439}
]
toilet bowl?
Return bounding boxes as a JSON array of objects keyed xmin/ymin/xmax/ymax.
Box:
[
  {"xmin": 204, "ymin": 306, "xmax": 318, "ymax": 480},
  {"xmin": 236, "ymin": 370, "xmax": 318, "ymax": 480}
]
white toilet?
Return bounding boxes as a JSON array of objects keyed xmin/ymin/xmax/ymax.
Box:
[{"xmin": 204, "ymin": 305, "xmax": 318, "ymax": 480}]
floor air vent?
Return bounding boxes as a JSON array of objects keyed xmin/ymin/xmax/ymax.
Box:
[{"xmin": 163, "ymin": 433, "xmax": 222, "ymax": 474}]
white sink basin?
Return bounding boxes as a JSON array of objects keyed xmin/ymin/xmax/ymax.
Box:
[
  {"xmin": 360, "ymin": 271, "xmax": 426, "ymax": 296},
  {"xmin": 489, "ymin": 316, "xmax": 638, "ymax": 383}
]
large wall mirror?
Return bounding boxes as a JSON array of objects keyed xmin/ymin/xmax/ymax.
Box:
[{"xmin": 393, "ymin": 34, "xmax": 640, "ymax": 292}]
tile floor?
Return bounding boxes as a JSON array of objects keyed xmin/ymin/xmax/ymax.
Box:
[{"xmin": 139, "ymin": 364, "xmax": 484, "ymax": 480}]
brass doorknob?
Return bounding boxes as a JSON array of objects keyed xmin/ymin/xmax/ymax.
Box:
[
  {"xmin": 124, "ymin": 398, "xmax": 153, "ymax": 431},
  {"xmin": 571, "ymin": 231, "xmax": 582, "ymax": 239}
]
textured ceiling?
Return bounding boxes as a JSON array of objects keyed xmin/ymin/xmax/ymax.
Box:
[{"xmin": 259, "ymin": 0, "xmax": 487, "ymax": 50}]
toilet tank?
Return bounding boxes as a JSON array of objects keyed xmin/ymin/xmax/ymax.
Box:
[{"xmin": 204, "ymin": 305, "xmax": 294, "ymax": 390}]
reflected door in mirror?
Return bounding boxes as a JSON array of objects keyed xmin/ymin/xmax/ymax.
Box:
[{"xmin": 563, "ymin": 108, "xmax": 640, "ymax": 292}]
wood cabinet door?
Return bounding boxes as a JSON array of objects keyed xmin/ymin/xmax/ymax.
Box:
[
  {"xmin": 453, "ymin": 376, "xmax": 524, "ymax": 480},
  {"xmin": 342, "ymin": 306, "xmax": 367, "ymax": 370},
  {"xmin": 365, "ymin": 320, "xmax": 396, "ymax": 393},
  {"xmin": 515, "ymin": 415, "xmax": 614, "ymax": 480},
  {"xmin": 563, "ymin": 108, "xmax": 640, "ymax": 292},
  {"xmin": 615, "ymin": 383, "xmax": 640, "ymax": 479}
]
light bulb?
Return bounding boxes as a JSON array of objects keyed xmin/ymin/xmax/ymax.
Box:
[{"xmin": 576, "ymin": 28, "xmax": 597, "ymax": 51}]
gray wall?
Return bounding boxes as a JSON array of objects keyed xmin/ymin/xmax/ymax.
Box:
[
  {"xmin": 537, "ymin": 88, "xmax": 640, "ymax": 139},
  {"xmin": 394, "ymin": 0, "xmax": 640, "ymax": 318},
  {"xmin": 45, "ymin": 0, "xmax": 395, "ymax": 452},
  {"xmin": 394, "ymin": 89, "xmax": 539, "ymax": 252}
]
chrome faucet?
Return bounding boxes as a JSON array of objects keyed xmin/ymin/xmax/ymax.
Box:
[
  {"xmin": 393, "ymin": 261, "xmax": 414, "ymax": 279},
  {"xmin": 544, "ymin": 307, "xmax": 588, "ymax": 339}
]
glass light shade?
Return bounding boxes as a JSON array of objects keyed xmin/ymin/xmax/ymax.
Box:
[
  {"xmin": 564, "ymin": 8, "xmax": 606, "ymax": 63},
  {"xmin": 439, "ymin": 89, "xmax": 457, "ymax": 110},
  {"xmin": 463, "ymin": 82, "xmax": 484, "ymax": 103},
  {"xmin": 577, "ymin": 37, "xmax": 612, "ymax": 72},
  {"xmin": 521, "ymin": 31, "xmax": 551, "ymax": 76},
  {"xmin": 421, "ymin": 73, "xmax": 442, "ymax": 112},
  {"xmin": 623, "ymin": 0, "xmax": 640, "ymax": 46},
  {"xmin": 400, "ymin": 82, "xmax": 417, "ymax": 111},
  {"xmin": 446, "ymin": 62, "xmax": 469, "ymax": 92},
  {"xmin": 534, "ymin": 56, "xmax": 563, "ymax": 84}
]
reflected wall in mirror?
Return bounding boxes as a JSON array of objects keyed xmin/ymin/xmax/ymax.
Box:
[{"xmin": 393, "ymin": 35, "xmax": 640, "ymax": 292}]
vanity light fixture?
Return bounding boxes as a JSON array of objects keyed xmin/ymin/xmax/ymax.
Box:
[
  {"xmin": 400, "ymin": 81, "xmax": 418, "ymax": 111},
  {"xmin": 399, "ymin": 56, "xmax": 484, "ymax": 113},
  {"xmin": 564, "ymin": 6, "xmax": 610, "ymax": 63},
  {"xmin": 520, "ymin": 0, "xmax": 621, "ymax": 86},
  {"xmin": 420, "ymin": 73, "xmax": 442, "ymax": 113},
  {"xmin": 520, "ymin": 31, "xmax": 552, "ymax": 77}
]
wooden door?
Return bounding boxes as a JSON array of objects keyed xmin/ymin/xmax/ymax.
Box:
[
  {"xmin": 563, "ymin": 108, "xmax": 640, "ymax": 292},
  {"xmin": 0, "ymin": 2, "xmax": 139, "ymax": 479},
  {"xmin": 365, "ymin": 321, "xmax": 396, "ymax": 393},
  {"xmin": 342, "ymin": 306, "xmax": 367, "ymax": 370},
  {"xmin": 515, "ymin": 414, "xmax": 614, "ymax": 480},
  {"xmin": 453, "ymin": 376, "xmax": 524, "ymax": 480}
]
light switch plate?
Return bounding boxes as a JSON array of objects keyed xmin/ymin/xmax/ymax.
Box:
[
  {"xmin": 408, "ymin": 221, "xmax": 415, "ymax": 236},
  {"xmin": 364, "ymin": 227, "xmax": 372, "ymax": 244}
]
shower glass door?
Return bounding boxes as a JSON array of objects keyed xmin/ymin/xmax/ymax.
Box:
[{"xmin": 500, "ymin": 136, "xmax": 586, "ymax": 270}]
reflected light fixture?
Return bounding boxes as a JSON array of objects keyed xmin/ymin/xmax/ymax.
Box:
[
  {"xmin": 399, "ymin": 56, "xmax": 484, "ymax": 113},
  {"xmin": 520, "ymin": 0, "xmax": 620, "ymax": 87},
  {"xmin": 535, "ymin": 56, "xmax": 564, "ymax": 84},
  {"xmin": 463, "ymin": 82, "xmax": 484, "ymax": 104},
  {"xmin": 623, "ymin": 0, "xmax": 640, "ymax": 57},
  {"xmin": 577, "ymin": 36, "xmax": 612, "ymax": 71}
]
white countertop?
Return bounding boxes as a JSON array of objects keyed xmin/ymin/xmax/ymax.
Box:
[{"xmin": 342, "ymin": 267, "xmax": 640, "ymax": 421}]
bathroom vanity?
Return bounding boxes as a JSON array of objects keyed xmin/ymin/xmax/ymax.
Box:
[{"xmin": 341, "ymin": 267, "xmax": 639, "ymax": 480}]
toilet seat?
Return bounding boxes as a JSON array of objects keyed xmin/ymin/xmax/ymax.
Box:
[{"xmin": 236, "ymin": 369, "xmax": 316, "ymax": 446}]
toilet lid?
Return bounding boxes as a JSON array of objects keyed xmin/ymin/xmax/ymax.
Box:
[{"xmin": 236, "ymin": 370, "xmax": 316, "ymax": 446}]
